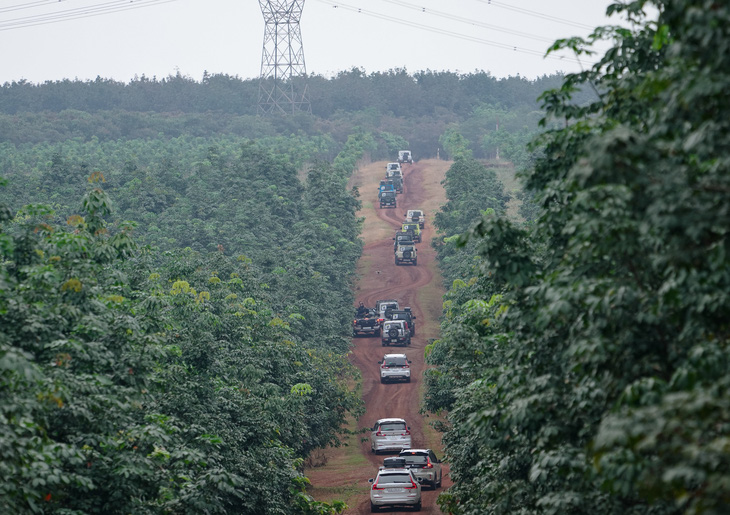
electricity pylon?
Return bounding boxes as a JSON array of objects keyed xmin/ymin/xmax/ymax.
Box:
[{"xmin": 258, "ymin": 0, "xmax": 311, "ymax": 115}]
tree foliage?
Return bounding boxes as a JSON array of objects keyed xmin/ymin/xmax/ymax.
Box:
[
  {"xmin": 1, "ymin": 138, "xmax": 364, "ymax": 512},
  {"xmin": 428, "ymin": 1, "xmax": 730, "ymax": 513}
]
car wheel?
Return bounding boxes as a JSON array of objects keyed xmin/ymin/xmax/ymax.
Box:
[
  {"xmin": 413, "ymin": 501, "xmax": 422, "ymax": 511},
  {"xmin": 413, "ymin": 259, "xmax": 417, "ymax": 266},
  {"xmin": 436, "ymin": 473, "xmax": 442, "ymax": 488},
  {"xmin": 370, "ymin": 502, "xmax": 379, "ymax": 513},
  {"xmin": 380, "ymin": 377, "xmax": 385, "ymax": 384},
  {"xmin": 375, "ymin": 329, "xmax": 381, "ymax": 337},
  {"xmin": 406, "ymin": 376, "xmax": 411, "ymax": 383}
]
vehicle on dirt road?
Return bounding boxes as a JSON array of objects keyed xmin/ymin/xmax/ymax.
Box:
[
  {"xmin": 389, "ymin": 308, "xmax": 416, "ymax": 336},
  {"xmin": 370, "ymin": 418, "xmax": 412, "ymax": 454},
  {"xmin": 385, "ymin": 162, "xmax": 402, "ymax": 176},
  {"xmin": 375, "ymin": 299, "xmax": 399, "ymax": 320},
  {"xmin": 391, "ymin": 174, "xmax": 404, "ymax": 193},
  {"xmin": 405, "ymin": 209, "xmax": 425, "ymax": 229},
  {"xmin": 398, "ymin": 150, "xmax": 413, "ymax": 164},
  {"xmin": 378, "ymin": 179, "xmax": 395, "ymax": 197},
  {"xmin": 382, "ymin": 320, "xmax": 411, "ymax": 346},
  {"xmin": 378, "ymin": 353, "xmax": 412, "ymax": 383},
  {"xmin": 380, "ymin": 190, "xmax": 397, "ymax": 208},
  {"xmin": 393, "ymin": 232, "xmax": 414, "ymax": 253},
  {"xmin": 399, "ymin": 449, "xmax": 443, "ymax": 489},
  {"xmin": 395, "ymin": 243, "xmax": 417, "ymax": 266},
  {"xmin": 369, "ymin": 466, "xmax": 422, "ymax": 512},
  {"xmin": 401, "ymin": 222, "xmax": 421, "ymax": 242},
  {"xmin": 353, "ymin": 308, "xmax": 381, "ymax": 337}
]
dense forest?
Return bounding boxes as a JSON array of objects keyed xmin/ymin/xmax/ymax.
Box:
[
  {"xmin": 426, "ymin": 0, "xmax": 730, "ymax": 513},
  {"xmin": 0, "ymin": 68, "xmax": 592, "ymax": 162}
]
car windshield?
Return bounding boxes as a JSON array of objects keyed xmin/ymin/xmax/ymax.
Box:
[
  {"xmin": 383, "ymin": 356, "xmax": 408, "ymax": 367},
  {"xmin": 378, "ymin": 473, "xmax": 412, "ymax": 484},
  {"xmin": 380, "ymin": 422, "xmax": 406, "ymax": 431}
]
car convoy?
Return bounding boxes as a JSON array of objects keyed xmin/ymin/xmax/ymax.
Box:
[{"xmin": 359, "ymin": 153, "xmax": 443, "ymax": 512}]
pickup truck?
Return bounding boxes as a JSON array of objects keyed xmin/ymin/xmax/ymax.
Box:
[
  {"xmin": 353, "ymin": 308, "xmax": 381, "ymax": 337},
  {"xmin": 381, "ymin": 320, "xmax": 411, "ymax": 347}
]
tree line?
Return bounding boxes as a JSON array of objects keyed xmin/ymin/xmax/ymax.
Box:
[
  {"xmin": 0, "ymin": 69, "xmax": 594, "ymax": 161},
  {"xmin": 0, "ymin": 136, "xmax": 371, "ymax": 513},
  {"xmin": 426, "ymin": 0, "xmax": 730, "ymax": 513}
]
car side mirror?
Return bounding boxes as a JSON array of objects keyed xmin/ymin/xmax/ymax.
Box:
[
  {"xmin": 369, "ymin": 478, "xmax": 374, "ymax": 483},
  {"xmin": 378, "ymin": 360, "xmax": 382, "ymax": 364},
  {"xmin": 417, "ymin": 477, "xmax": 423, "ymax": 483},
  {"xmin": 408, "ymin": 360, "xmax": 412, "ymax": 364}
]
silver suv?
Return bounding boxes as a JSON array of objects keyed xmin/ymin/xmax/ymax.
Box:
[
  {"xmin": 381, "ymin": 320, "xmax": 411, "ymax": 346},
  {"xmin": 378, "ymin": 353, "xmax": 412, "ymax": 383},
  {"xmin": 399, "ymin": 448, "xmax": 443, "ymax": 489},
  {"xmin": 369, "ymin": 467, "xmax": 422, "ymax": 512},
  {"xmin": 370, "ymin": 418, "xmax": 412, "ymax": 454}
]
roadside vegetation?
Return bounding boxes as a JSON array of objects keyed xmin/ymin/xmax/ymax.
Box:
[{"xmin": 426, "ymin": 1, "xmax": 730, "ymax": 513}]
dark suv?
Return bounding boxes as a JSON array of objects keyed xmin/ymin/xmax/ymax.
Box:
[
  {"xmin": 389, "ymin": 308, "xmax": 416, "ymax": 336},
  {"xmin": 380, "ymin": 191, "xmax": 397, "ymax": 208}
]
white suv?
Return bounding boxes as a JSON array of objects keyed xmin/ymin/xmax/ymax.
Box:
[
  {"xmin": 370, "ymin": 418, "xmax": 412, "ymax": 454},
  {"xmin": 369, "ymin": 467, "xmax": 422, "ymax": 512},
  {"xmin": 378, "ymin": 353, "xmax": 412, "ymax": 383}
]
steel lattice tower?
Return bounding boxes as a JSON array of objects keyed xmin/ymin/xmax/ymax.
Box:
[{"xmin": 258, "ymin": 0, "xmax": 311, "ymax": 115}]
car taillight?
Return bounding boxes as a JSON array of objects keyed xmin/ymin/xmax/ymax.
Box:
[
  {"xmin": 403, "ymin": 430, "xmax": 410, "ymax": 435},
  {"xmin": 353, "ymin": 320, "xmax": 357, "ymax": 324},
  {"xmin": 381, "ymin": 364, "xmax": 388, "ymax": 369},
  {"xmin": 372, "ymin": 482, "xmax": 384, "ymax": 491},
  {"xmin": 404, "ymin": 364, "xmax": 409, "ymax": 368},
  {"xmin": 376, "ymin": 431, "xmax": 384, "ymax": 436},
  {"xmin": 405, "ymin": 479, "xmax": 418, "ymax": 489},
  {"xmin": 425, "ymin": 458, "xmax": 433, "ymax": 469},
  {"xmin": 378, "ymin": 318, "xmax": 384, "ymax": 324}
]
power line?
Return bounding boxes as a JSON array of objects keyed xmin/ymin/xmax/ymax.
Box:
[
  {"xmin": 0, "ymin": 0, "xmax": 61, "ymax": 15},
  {"xmin": 380, "ymin": 0, "xmax": 557, "ymax": 44},
  {"xmin": 474, "ymin": 0, "xmax": 597, "ymax": 31},
  {"xmin": 0, "ymin": 0, "xmax": 180, "ymax": 31},
  {"xmin": 315, "ymin": 0, "xmax": 593, "ymax": 65}
]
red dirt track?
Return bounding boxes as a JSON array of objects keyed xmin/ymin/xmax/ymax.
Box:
[{"xmin": 307, "ymin": 160, "xmax": 452, "ymax": 514}]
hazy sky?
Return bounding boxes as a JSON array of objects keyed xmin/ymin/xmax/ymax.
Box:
[{"xmin": 0, "ymin": 0, "xmax": 628, "ymax": 84}]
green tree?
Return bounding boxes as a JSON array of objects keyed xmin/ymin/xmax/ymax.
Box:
[{"xmin": 429, "ymin": 1, "xmax": 730, "ymax": 513}]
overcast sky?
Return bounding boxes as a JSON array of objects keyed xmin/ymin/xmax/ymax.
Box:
[{"xmin": 0, "ymin": 0, "xmax": 629, "ymax": 84}]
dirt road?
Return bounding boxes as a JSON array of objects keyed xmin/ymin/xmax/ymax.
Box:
[{"xmin": 307, "ymin": 159, "xmax": 451, "ymax": 513}]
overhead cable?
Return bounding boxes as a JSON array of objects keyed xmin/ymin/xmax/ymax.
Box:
[
  {"xmin": 316, "ymin": 0, "xmax": 594, "ymax": 66},
  {"xmin": 474, "ymin": 0, "xmax": 597, "ymax": 31},
  {"xmin": 380, "ymin": 0, "xmax": 556, "ymax": 44},
  {"xmin": 0, "ymin": 0, "xmax": 180, "ymax": 31}
]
